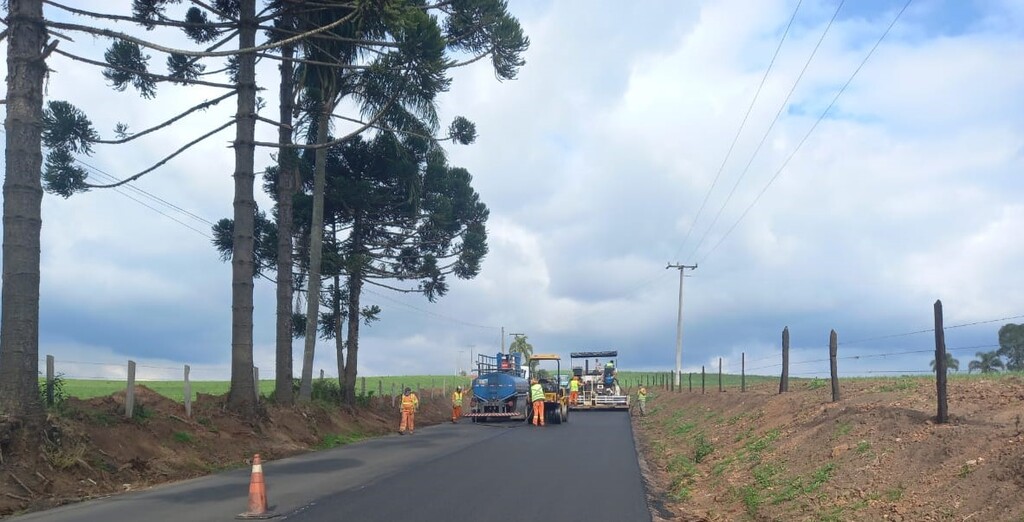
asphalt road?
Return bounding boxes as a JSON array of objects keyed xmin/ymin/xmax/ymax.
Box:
[{"xmin": 12, "ymin": 411, "xmax": 651, "ymax": 522}]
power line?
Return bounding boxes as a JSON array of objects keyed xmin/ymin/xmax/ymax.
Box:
[
  {"xmin": 697, "ymin": 0, "xmax": 913, "ymax": 264},
  {"xmin": 361, "ymin": 285, "xmax": 500, "ymax": 331},
  {"xmin": 688, "ymin": 0, "xmax": 846, "ymax": 261},
  {"xmin": 673, "ymin": 0, "xmax": 805, "ymax": 259}
]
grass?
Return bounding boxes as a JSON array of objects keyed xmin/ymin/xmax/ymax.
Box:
[
  {"xmin": 48, "ymin": 375, "xmax": 473, "ymax": 402},
  {"xmin": 173, "ymin": 431, "xmax": 194, "ymax": 444},
  {"xmin": 319, "ymin": 432, "xmax": 367, "ymax": 449}
]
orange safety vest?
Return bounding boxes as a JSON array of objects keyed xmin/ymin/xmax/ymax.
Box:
[{"xmin": 401, "ymin": 393, "xmax": 419, "ymax": 411}]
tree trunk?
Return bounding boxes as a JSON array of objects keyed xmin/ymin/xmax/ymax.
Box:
[
  {"xmin": 342, "ymin": 217, "xmax": 363, "ymax": 405},
  {"xmin": 226, "ymin": 0, "xmax": 258, "ymax": 416},
  {"xmin": 0, "ymin": 0, "xmax": 47, "ymax": 419},
  {"xmin": 274, "ymin": 36, "xmax": 297, "ymax": 405},
  {"xmin": 297, "ymin": 111, "xmax": 329, "ymax": 401},
  {"xmin": 343, "ymin": 270, "xmax": 362, "ymax": 406},
  {"xmin": 334, "ymin": 271, "xmax": 346, "ymax": 396}
]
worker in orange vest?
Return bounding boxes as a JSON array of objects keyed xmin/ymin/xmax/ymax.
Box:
[
  {"xmin": 451, "ymin": 386, "xmax": 464, "ymax": 424},
  {"xmin": 399, "ymin": 387, "xmax": 419, "ymax": 435}
]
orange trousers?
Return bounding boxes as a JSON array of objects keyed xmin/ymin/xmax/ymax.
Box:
[
  {"xmin": 569, "ymin": 391, "xmax": 578, "ymax": 404},
  {"xmin": 532, "ymin": 400, "xmax": 545, "ymax": 426},
  {"xmin": 400, "ymin": 409, "xmax": 415, "ymax": 433},
  {"xmin": 452, "ymin": 405, "xmax": 462, "ymax": 422}
]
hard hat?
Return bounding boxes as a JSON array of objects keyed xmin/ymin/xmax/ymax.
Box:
[
  {"xmin": 456, "ymin": 386, "xmax": 462, "ymax": 391},
  {"xmin": 404, "ymin": 387, "xmax": 411, "ymax": 393}
]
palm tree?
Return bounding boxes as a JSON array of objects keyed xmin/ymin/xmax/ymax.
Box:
[
  {"xmin": 930, "ymin": 352, "xmax": 960, "ymax": 373},
  {"xmin": 508, "ymin": 335, "xmax": 534, "ymax": 372},
  {"xmin": 968, "ymin": 351, "xmax": 1004, "ymax": 374}
]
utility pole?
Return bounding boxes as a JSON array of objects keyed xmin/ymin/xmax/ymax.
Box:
[
  {"xmin": 500, "ymin": 326, "xmax": 505, "ymax": 354},
  {"xmin": 667, "ymin": 263, "xmax": 697, "ymax": 387}
]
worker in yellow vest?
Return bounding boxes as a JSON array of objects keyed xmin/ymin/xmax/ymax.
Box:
[
  {"xmin": 636, "ymin": 386, "xmax": 647, "ymax": 416},
  {"xmin": 451, "ymin": 386, "xmax": 464, "ymax": 424},
  {"xmin": 530, "ymin": 379, "xmax": 545, "ymax": 426},
  {"xmin": 568, "ymin": 375, "xmax": 580, "ymax": 405},
  {"xmin": 399, "ymin": 387, "xmax": 419, "ymax": 435}
]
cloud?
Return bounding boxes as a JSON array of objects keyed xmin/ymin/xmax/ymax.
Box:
[{"xmin": 0, "ymin": 0, "xmax": 1020, "ymax": 380}]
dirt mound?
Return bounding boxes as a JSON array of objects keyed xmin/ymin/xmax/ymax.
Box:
[
  {"xmin": 634, "ymin": 377, "xmax": 1024, "ymax": 521},
  {"xmin": 0, "ymin": 386, "xmax": 455, "ymax": 517}
]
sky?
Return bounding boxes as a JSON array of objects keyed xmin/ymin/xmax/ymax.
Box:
[{"xmin": 1, "ymin": 0, "xmax": 1022, "ymax": 382}]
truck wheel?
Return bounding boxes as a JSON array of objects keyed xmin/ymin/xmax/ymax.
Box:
[{"xmin": 560, "ymin": 404, "xmax": 568, "ymax": 423}]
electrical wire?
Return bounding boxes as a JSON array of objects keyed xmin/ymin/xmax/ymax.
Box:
[
  {"xmin": 697, "ymin": 0, "xmax": 914, "ymax": 264},
  {"xmin": 673, "ymin": 0, "xmax": 805, "ymax": 259},
  {"xmin": 688, "ymin": 0, "xmax": 846, "ymax": 261}
]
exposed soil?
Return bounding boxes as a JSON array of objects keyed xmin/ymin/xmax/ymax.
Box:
[
  {"xmin": 0, "ymin": 386, "xmax": 455, "ymax": 517},
  {"xmin": 632, "ymin": 376, "xmax": 1024, "ymax": 521}
]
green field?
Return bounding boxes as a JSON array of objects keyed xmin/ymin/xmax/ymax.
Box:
[{"xmin": 50, "ymin": 375, "xmax": 474, "ymax": 402}]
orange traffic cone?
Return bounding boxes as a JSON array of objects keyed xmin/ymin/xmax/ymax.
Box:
[{"xmin": 236, "ymin": 454, "xmax": 278, "ymax": 519}]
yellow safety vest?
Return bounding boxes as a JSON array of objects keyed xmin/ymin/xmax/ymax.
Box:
[
  {"xmin": 569, "ymin": 379, "xmax": 579, "ymax": 392},
  {"xmin": 452, "ymin": 391, "xmax": 463, "ymax": 407},
  {"xmin": 530, "ymin": 383, "xmax": 545, "ymax": 402},
  {"xmin": 401, "ymin": 393, "xmax": 418, "ymax": 411},
  {"xmin": 638, "ymin": 389, "xmax": 647, "ymax": 401}
]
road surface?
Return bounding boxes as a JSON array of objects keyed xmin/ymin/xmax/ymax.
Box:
[{"xmin": 12, "ymin": 411, "xmax": 651, "ymax": 522}]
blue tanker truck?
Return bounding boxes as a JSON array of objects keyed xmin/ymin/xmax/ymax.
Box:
[{"xmin": 464, "ymin": 352, "xmax": 530, "ymax": 422}]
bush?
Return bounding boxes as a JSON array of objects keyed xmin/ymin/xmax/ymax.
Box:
[{"xmin": 38, "ymin": 372, "xmax": 70, "ymax": 409}]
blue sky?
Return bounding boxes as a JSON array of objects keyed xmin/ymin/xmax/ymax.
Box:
[{"xmin": 1, "ymin": 0, "xmax": 1022, "ymax": 381}]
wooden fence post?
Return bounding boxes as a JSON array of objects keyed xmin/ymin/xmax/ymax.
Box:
[
  {"xmin": 780, "ymin": 326, "xmax": 790, "ymax": 393},
  {"xmin": 701, "ymin": 366, "xmax": 705, "ymax": 394},
  {"xmin": 361, "ymin": 376, "xmax": 366, "ymax": 397},
  {"xmin": 689, "ymin": 372, "xmax": 692, "ymax": 392},
  {"xmin": 320, "ymin": 369, "xmax": 324, "ymax": 380},
  {"xmin": 830, "ymin": 330, "xmax": 840, "ymax": 402},
  {"xmin": 670, "ymin": 373, "xmax": 675, "ymax": 392},
  {"xmin": 741, "ymin": 352, "xmax": 746, "ymax": 392},
  {"xmin": 125, "ymin": 360, "xmax": 136, "ymax": 418},
  {"xmin": 391, "ymin": 383, "xmax": 396, "ymax": 407},
  {"xmin": 46, "ymin": 354, "xmax": 54, "ymax": 406},
  {"xmin": 935, "ymin": 300, "xmax": 948, "ymax": 423},
  {"xmin": 184, "ymin": 365, "xmax": 192, "ymax": 418},
  {"xmin": 718, "ymin": 358, "xmax": 723, "ymax": 392},
  {"xmin": 379, "ymin": 380, "xmax": 383, "ymax": 398}
]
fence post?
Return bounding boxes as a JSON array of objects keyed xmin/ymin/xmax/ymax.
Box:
[
  {"xmin": 670, "ymin": 373, "xmax": 674, "ymax": 392},
  {"xmin": 253, "ymin": 367, "xmax": 260, "ymax": 404},
  {"xmin": 46, "ymin": 354, "xmax": 54, "ymax": 406},
  {"xmin": 184, "ymin": 365, "xmax": 192, "ymax": 418},
  {"xmin": 443, "ymin": 378, "xmax": 447, "ymax": 396},
  {"xmin": 689, "ymin": 372, "xmax": 692, "ymax": 392},
  {"xmin": 379, "ymin": 380, "xmax": 383, "ymax": 398},
  {"xmin": 320, "ymin": 369, "xmax": 324, "ymax": 380},
  {"xmin": 391, "ymin": 383, "xmax": 396, "ymax": 407},
  {"xmin": 361, "ymin": 376, "xmax": 366, "ymax": 397},
  {"xmin": 741, "ymin": 352, "xmax": 746, "ymax": 392},
  {"xmin": 701, "ymin": 366, "xmax": 705, "ymax": 394},
  {"xmin": 780, "ymin": 326, "xmax": 790, "ymax": 393},
  {"xmin": 829, "ymin": 330, "xmax": 840, "ymax": 402},
  {"xmin": 125, "ymin": 360, "xmax": 136, "ymax": 418},
  {"xmin": 935, "ymin": 300, "xmax": 948, "ymax": 423},
  {"xmin": 718, "ymin": 358, "xmax": 723, "ymax": 392}
]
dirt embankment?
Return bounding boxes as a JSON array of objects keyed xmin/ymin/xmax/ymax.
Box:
[
  {"xmin": 0, "ymin": 386, "xmax": 454, "ymax": 517},
  {"xmin": 634, "ymin": 377, "xmax": 1024, "ymax": 521}
]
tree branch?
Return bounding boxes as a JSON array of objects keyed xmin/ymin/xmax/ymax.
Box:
[
  {"xmin": 93, "ymin": 90, "xmax": 237, "ymax": 145},
  {"xmin": 51, "ymin": 48, "xmax": 237, "ymax": 89},
  {"xmin": 84, "ymin": 119, "xmax": 236, "ymax": 188},
  {"xmin": 42, "ymin": 0, "xmax": 237, "ymax": 30}
]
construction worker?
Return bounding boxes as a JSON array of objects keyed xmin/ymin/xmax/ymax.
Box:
[
  {"xmin": 568, "ymin": 375, "xmax": 580, "ymax": 405},
  {"xmin": 451, "ymin": 386, "xmax": 464, "ymax": 423},
  {"xmin": 636, "ymin": 386, "xmax": 647, "ymax": 416},
  {"xmin": 530, "ymin": 378, "xmax": 545, "ymax": 426},
  {"xmin": 399, "ymin": 387, "xmax": 419, "ymax": 435}
]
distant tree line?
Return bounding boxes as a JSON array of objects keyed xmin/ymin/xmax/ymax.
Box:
[{"xmin": 931, "ymin": 323, "xmax": 1024, "ymax": 374}]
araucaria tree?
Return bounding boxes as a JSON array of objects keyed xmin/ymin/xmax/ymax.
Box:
[
  {"xmin": 0, "ymin": 0, "xmax": 51, "ymax": 418},
  {"xmin": 317, "ymin": 133, "xmax": 490, "ymax": 403}
]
